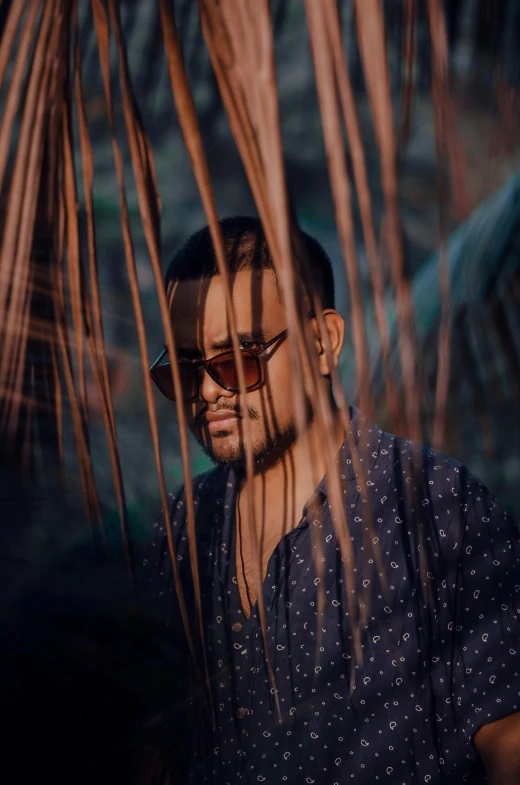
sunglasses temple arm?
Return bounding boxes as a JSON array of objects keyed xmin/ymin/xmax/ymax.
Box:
[
  {"xmin": 150, "ymin": 346, "xmax": 168, "ymax": 371},
  {"xmin": 257, "ymin": 328, "xmax": 289, "ymax": 354}
]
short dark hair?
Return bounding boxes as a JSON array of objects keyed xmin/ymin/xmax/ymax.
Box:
[{"xmin": 165, "ymin": 216, "xmax": 335, "ymax": 310}]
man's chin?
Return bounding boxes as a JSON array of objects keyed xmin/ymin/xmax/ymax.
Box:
[
  {"xmin": 199, "ymin": 433, "xmax": 245, "ymax": 468},
  {"xmin": 197, "ymin": 427, "xmax": 297, "ymax": 473}
]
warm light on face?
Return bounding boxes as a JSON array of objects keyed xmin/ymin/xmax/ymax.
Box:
[{"xmin": 169, "ymin": 269, "xmax": 299, "ymax": 467}]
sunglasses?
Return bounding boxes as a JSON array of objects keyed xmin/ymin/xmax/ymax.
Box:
[{"xmin": 150, "ymin": 328, "xmax": 288, "ymax": 402}]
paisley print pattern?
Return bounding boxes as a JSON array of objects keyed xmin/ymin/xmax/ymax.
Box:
[{"xmin": 141, "ymin": 408, "xmax": 520, "ymax": 784}]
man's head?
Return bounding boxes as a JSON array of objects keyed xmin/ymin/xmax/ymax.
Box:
[{"xmin": 155, "ymin": 216, "xmax": 344, "ymax": 469}]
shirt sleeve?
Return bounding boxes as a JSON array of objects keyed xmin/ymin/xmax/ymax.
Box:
[
  {"xmin": 139, "ymin": 486, "xmax": 189, "ymax": 624},
  {"xmin": 451, "ymin": 479, "xmax": 520, "ymax": 748},
  {"xmin": 137, "ymin": 486, "xmax": 202, "ymax": 777}
]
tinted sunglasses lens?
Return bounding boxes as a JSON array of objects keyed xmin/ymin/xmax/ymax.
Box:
[
  {"xmin": 208, "ymin": 351, "xmax": 260, "ymax": 390},
  {"xmin": 152, "ymin": 363, "xmax": 200, "ymax": 401}
]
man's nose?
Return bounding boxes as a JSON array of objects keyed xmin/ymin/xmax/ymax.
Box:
[{"xmin": 199, "ymin": 368, "xmax": 235, "ymax": 403}]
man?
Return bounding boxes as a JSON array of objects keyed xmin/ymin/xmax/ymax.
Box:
[{"xmin": 142, "ymin": 216, "xmax": 520, "ymax": 784}]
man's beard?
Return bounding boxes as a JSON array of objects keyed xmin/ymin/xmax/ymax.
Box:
[{"xmin": 192, "ymin": 405, "xmax": 298, "ymax": 473}]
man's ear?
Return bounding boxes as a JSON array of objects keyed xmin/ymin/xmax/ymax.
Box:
[{"xmin": 312, "ymin": 309, "xmax": 345, "ymax": 377}]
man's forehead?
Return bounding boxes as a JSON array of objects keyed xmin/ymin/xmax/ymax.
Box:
[
  {"xmin": 169, "ymin": 269, "xmax": 285, "ymax": 348},
  {"xmin": 170, "ymin": 270, "xmax": 281, "ymax": 319}
]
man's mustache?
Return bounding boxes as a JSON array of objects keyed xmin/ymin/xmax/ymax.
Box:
[{"xmin": 193, "ymin": 403, "xmax": 260, "ymax": 429}]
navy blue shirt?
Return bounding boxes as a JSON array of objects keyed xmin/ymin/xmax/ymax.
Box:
[{"xmin": 141, "ymin": 408, "xmax": 520, "ymax": 784}]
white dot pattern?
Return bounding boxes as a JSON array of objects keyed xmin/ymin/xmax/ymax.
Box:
[{"xmin": 141, "ymin": 408, "xmax": 520, "ymax": 784}]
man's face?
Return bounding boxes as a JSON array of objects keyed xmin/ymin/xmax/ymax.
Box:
[{"xmin": 169, "ymin": 269, "xmax": 299, "ymax": 468}]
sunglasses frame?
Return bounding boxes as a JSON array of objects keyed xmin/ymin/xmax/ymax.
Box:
[{"xmin": 150, "ymin": 328, "xmax": 289, "ymax": 402}]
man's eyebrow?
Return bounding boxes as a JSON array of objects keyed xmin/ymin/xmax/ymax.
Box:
[
  {"xmin": 211, "ymin": 330, "xmax": 267, "ymax": 349},
  {"xmin": 174, "ymin": 331, "xmax": 267, "ymax": 359},
  {"xmin": 177, "ymin": 329, "xmax": 268, "ymax": 360}
]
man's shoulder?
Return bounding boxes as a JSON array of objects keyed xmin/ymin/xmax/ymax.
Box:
[
  {"xmin": 347, "ymin": 408, "xmax": 489, "ymax": 507},
  {"xmin": 381, "ymin": 427, "xmax": 477, "ymax": 489},
  {"xmin": 378, "ymin": 427, "xmax": 511, "ymax": 531},
  {"xmin": 167, "ymin": 464, "xmax": 231, "ymax": 518}
]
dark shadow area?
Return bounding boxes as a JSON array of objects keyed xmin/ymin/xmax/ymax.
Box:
[{"xmin": 0, "ymin": 463, "xmax": 191, "ymax": 785}]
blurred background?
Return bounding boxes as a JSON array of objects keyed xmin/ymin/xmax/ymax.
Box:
[{"xmin": 1, "ymin": 1, "xmax": 519, "ymax": 781}]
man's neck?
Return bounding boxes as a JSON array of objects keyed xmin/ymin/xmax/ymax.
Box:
[
  {"xmin": 234, "ymin": 406, "xmax": 344, "ymax": 618},
  {"xmin": 240, "ymin": 407, "xmax": 345, "ymax": 539}
]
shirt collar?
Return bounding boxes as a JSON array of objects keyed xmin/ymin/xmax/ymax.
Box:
[
  {"xmin": 221, "ymin": 406, "xmax": 384, "ymax": 520},
  {"xmin": 315, "ymin": 406, "xmax": 384, "ymax": 499}
]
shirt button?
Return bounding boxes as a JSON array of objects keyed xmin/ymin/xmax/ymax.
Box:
[
  {"xmin": 232, "ymin": 622, "xmax": 243, "ymax": 632},
  {"xmin": 236, "ymin": 707, "xmax": 249, "ymax": 719}
]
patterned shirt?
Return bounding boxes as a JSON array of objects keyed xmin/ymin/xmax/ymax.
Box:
[{"xmin": 141, "ymin": 407, "xmax": 520, "ymax": 784}]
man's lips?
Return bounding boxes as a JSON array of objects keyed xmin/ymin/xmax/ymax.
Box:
[{"xmin": 202, "ymin": 410, "xmax": 241, "ymax": 432}]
